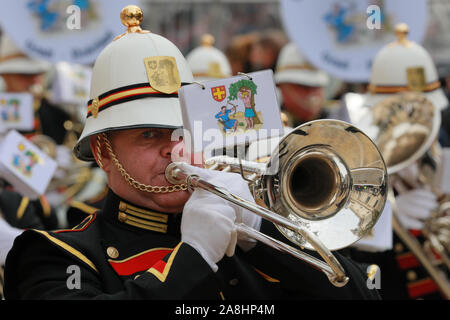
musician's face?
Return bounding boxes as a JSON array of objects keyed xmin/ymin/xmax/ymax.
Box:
[
  {"xmin": 2, "ymin": 73, "xmax": 44, "ymax": 93},
  {"xmin": 279, "ymin": 83, "xmax": 324, "ymax": 122},
  {"xmin": 91, "ymin": 128, "xmax": 191, "ymax": 213}
]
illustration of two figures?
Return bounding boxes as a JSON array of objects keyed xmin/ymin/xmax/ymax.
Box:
[{"xmin": 215, "ymin": 79, "xmax": 262, "ymax": 135}]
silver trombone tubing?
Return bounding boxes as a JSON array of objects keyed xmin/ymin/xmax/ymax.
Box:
[{"xmin": 165, "ymin": 162, "xmax": 349, "ymax": 287}]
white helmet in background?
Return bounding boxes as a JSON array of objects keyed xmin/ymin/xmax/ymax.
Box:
[
  {"xmin": 366, "ymin": 23, "xmax": 448, "ymax": 111},
  {"xmin": 74, "ymin": 5, "xmax": 194, "ymax": 161},
  {"xmin": 274, "ymin": 42, "xmax": 329, "ymax": 88},
  {"xmin": 186, "ymin": 34, "xmax": 231, "ymax": 82},
  {"xmin": 0, "ymin": 35, "xmax": 50, "ymax": 75}
]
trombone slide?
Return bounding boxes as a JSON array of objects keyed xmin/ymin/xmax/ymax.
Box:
[{"xmin": 165, "ymin": 162, "xmax": 349, "ymax": 287}]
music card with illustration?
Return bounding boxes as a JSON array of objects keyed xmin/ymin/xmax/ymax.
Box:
[
  {"xmin": 0, "ymin": 130, "xmax": 57, "ymax": 199},
  {"xmin": 179, "ymin": 69, "xmax": 284, "ymax": 154},
  {"xmin": 0, "ymin": 93, "xmax": 34, "ymax": 133}
]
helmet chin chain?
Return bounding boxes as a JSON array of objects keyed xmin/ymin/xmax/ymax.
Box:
[{"xmin": 96, "ymin": 133, "xmax": 187, "ymax": 193}]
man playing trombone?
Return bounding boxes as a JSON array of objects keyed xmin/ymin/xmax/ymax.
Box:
[{"xmin": 4, "ymin": 6, "xmax": 379, "ymax": 301}]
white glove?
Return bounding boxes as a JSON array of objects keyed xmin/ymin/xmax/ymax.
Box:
[
  {"xmin": 181, "ymin": 188, "xmax": 237, "ymax": 272},
  {"xmin": 177, "ymin": 163, "xmax": 261, "ymax": 251},
  {"xmin": 395, "ymin": 188, "xmax": 438, "ymax": 230},
  {"xmin": 0, "ymin": 217, "xmax": 23, "ymax": 265}
]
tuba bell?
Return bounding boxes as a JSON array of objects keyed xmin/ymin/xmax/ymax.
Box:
[
  {"xmin": 354, "ymin": 92, "xmax": 450, "ymax": 298},
  {"xmin": 166, "ymin": 119, "xmax": 388, "ymax": 287}
]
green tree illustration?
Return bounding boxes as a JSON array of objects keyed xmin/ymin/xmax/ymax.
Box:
[
  {"xmin": 8, "ymin": 99, "xmax": 20, "ymax": 106},
  {"xmin": 227, "ymin": 79, "xmax": 261, "ymax": 125}
]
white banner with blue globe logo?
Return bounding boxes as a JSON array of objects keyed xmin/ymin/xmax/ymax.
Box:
[{"xmin": 280, "ymin": 0, "xmax": 428, "ymax": 82}]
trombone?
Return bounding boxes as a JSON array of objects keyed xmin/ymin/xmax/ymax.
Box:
[{"xmin": 166, "ymin": 119, "xmax": 388, "ymax": 287}]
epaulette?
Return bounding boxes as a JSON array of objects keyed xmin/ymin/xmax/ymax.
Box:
[
  {"xmin": 28, "ymin": 214, "xmax": 100, "ymax": 273},
  {"xmin": 69, "ymin": 200, "xmax": 98, "ymax": 215},
  {"xmin": 0, "ymin": 189, "xmax": 44, "ymax": 229},
  {"xmin": 56, "ymin": 212, "xmax": 97, "ymax": 233},
  {"xmin": 66, "ymin": 200, "xmax": 100, "ymax": 228}
]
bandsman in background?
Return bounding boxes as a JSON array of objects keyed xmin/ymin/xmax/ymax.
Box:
[
  {"xmin": 0, "ymin": 33, "xmax": 106, "ymax": 231},
  {"xmin": 4, "ymin": 6, "xmax": 379, "ymax": 300},
  {"xmin": 0, "ymin": 34, "xmax": 60, "ymax": 298},
  {"xmin": 343, "ymin": 23, "xmax": 449, "ymax": 300},
  {"xmin": 0, "ymin": 31, "xmax": 105, "ymax": 296},
  {"xmin": 225, "ymin": 32, "xmax": 258, "ymax": 76},
  {"xmin": 0, "ymin": 34, "xmax": 61, "ymax": 229},
  {"xmin": 344, "ymin": 23, "xmax": 448, "ymax": 140},
  {"xmin": 248, "ymin": 30, "xmax": 287, "ymax": 73},
  {"xmin": 274, "ymin": 42, "xmax": 332, "ymax": 128},
  {"xmin": 0, "ymin": 35, "xmax": 72, "ymax": 145}
]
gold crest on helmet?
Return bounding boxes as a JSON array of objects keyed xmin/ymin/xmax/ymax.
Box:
[
  {"xmin": 406, "ymin": 67, "xmax": 426, "ymax": 92},
  {"xmin": 207, "ymin": 62, "xmax": 224, "ymax": 78},
  {"xmin": 144, "ymin": 56, "xmax": 181, "ymax": 94}
]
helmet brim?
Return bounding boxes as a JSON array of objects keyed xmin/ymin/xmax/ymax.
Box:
[
  {"xmin": 0, "ymin": 57, "xmax": 50, "ymax": 75},
  {"xmin": 74, "ymin": 96, "xmax": 184, "ymax": 161},
  {"xmin": 275, "ymin": 68, "xmax": 329, "ymax": 87}
]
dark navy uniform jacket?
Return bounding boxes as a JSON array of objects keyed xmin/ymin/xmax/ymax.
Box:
[
  {"xmin": 4, "ymin": 189, "xmax": 380, "ymax": 300},
  {"xmin": 0, "ymin": 189, "xmax": 58, "ymax": 230}
]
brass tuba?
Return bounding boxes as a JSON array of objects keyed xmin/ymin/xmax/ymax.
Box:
[
  {"xmin": 354, "ymin": 92, "xmax": 450, "ymax": 298},
  {"xmin": 166, "ymin": 119, "xmax": 388, "ymax": 287}
]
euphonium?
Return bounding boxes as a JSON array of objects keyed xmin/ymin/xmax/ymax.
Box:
[
  {"xmin": 354, "ymin": 92, "xmax": 450, "ymax": 298},
  {"xmin": 166, "ymin": 119, "xmax": 388, "ymax": 287}
]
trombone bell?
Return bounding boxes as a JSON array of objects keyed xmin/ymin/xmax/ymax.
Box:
[
  {"xmin": 263, "ymin": 120, "xmax": 388, "ymax": 251},
  {"xmin": 282, "ymin": 146, "xmax": 351, "ymax": 220}
]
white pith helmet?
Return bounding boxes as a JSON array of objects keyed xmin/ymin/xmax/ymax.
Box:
[
  {"xmin": 0, "ymin": 34, "xmax": 50, "ymax": 75},
  {"xmin": 74, "ymin": 5, "xmax": 194, "ymax": 161},
  {"xmin": 186, "ymin": 34, "xmax": 231, "ymax": 81},
  {"xmin": 365, "ymin": 23, "xmax": 448, "ymax": 110},
  {"xmin": 274, "ymin": 42, "xmax": 329, "ymax": 88}
]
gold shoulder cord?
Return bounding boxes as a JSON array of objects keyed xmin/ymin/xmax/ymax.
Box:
[{"xmin": 97, "ymin": 134, "xmax": 187, "ymax": 193}]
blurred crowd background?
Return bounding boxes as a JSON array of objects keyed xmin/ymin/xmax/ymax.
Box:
[{"xmin": 139, "ymin": 0, "xmax": 450, "ymax": 96}]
